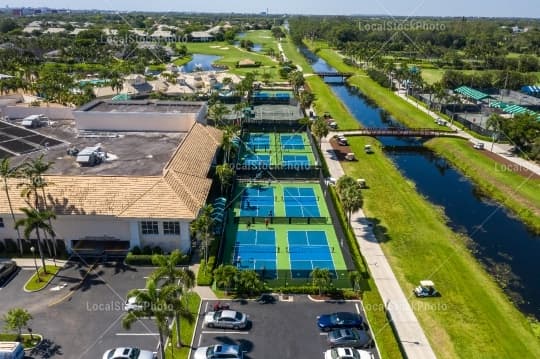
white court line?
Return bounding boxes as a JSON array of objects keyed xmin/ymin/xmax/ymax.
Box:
[{"xmin": 116, "ymin": 333, "xmax": 158, "ymax": 336}]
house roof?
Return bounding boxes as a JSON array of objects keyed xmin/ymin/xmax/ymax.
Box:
[{"xmin": 0, "ymin": 123, "xmax": 222, "ymax": 220}]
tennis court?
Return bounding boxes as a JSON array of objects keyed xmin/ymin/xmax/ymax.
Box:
[
  {"xmin": 284, "ymin": 186, "xmax": 320, "ymax": 217},
  {"xmin": 280, "ymin": 134, "xmax": 306, "ymax": 150},
  {"xmin": 240, "ymin": 186, "xmax": 275, "ymax": 217},
  {"xmin": 282, "ymin": 155, "xmax": 310, "ymax": 168},
  {"xmin": 288, "ymin": 230, "xmax": 336, "ymax": 278},
  {"xmin": 243, "ymin": 154, "xmax": 270, "ymax": 167},
  {"xmin": 234, "ymin": 230, "xmax": 277, "ymax": 279},
  {"xmin": 247, "ymin": 133, "xmax": 270, "ymax": 150}
]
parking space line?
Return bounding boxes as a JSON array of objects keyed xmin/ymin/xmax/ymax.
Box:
[
  {"xmin": 201, "ymin": 331, "xmax": 250, "ymax": 335},
  {"xmin": 115, "ymin": 333, "xmax": 158, "ymax": 336},
  {"xmin": 198, "ymin": 334, "xmax": 203, "ymax": 347},
  {"xmin": 355, "ymin": 303, "xmax": 360, "ymax": 314},
  {"xmin": 319, "ymin": 332, "xmax": 328, "ymax": 336}
]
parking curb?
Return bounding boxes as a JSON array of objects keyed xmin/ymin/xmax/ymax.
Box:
[
  {"xmin": 47, "ymin": 262, "xmax": 98, "ymax": 307},
  {"xmin": 307, "ymin": 294, "xmax": 361, "ymax": 303}
]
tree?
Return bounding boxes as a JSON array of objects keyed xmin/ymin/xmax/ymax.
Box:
[
  {"xmin": 0, "ymin": 158, "xmax": 23, "ymax": 255},
  {"xmin": 310, "ymin": 268, "xmax": 332, "ymax": 296},
  {"xmin": 209, "ymin": 101, "xmax": 231, "ymax": 126},
  {"xmin": 336, "ymin": 175, "xmax": 363, "ymax": 226},
  {"xmin": 261, "ymin": 71, "xmax": 272, "ymax": 85},
  {"xmin": 14, "ymin": 208, "xmax": 56, "ymax": 272},
  {"xmin": 311, "ymin": 117, "xmax": 329, "ymax": 150},
  {"xmin": 216, "ymin": 164, "xmax": 235, "ymax": 195},
  {"xmin": 214, "ymin": 264, "xmax": 239, "ymax": 294},
  {"xmin": 150, "ymin": 251, "xmax": 195, "ymax": 348},
  {"xmin": 486, "ymin": 114, "xmax": 505, "ymax": 151},
  {"xmin": 122, "ymin": 279, "xmax": 176, "ymax": 358},
  {"xmin": 236, "ymin": 270, "xmax": 263, "ymax": 296},
  {"xmin": 349, "ymin": 271, "xmax": 362, "ymax": 292},
  {"xmin": 190, "ymin": 205, "xmax": 215, "ymax": 270},
  {"xmin": 288, "ymin": 70, "xmax": 305, "ymax": 94},
  {"xmin": 3, "ymin": 308, "xmax": 32, "ymax": 339},
  {"xmin": 298, "ymin": 91, "xmax": 315, "ymax": 110}
]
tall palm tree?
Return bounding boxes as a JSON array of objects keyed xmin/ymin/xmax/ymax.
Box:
[
  {"xmin": 0, "ymin": 158, "xmax": 23, "ymax": 255},
  {"xmin": 190, "ymin": 205, "xmax": 215, "ymax": 271},
  {"xmin": 209, "ymin": 102, "xmax": 231, "ymax": 127},
  {"xmin": 14, "ymin": 207, "xmax": 56, "ymax": 272},
  {"xmin": 311, "ymin": 117, "xmax": 329, "ymax": 150},
  {"xmin": 310, "ymin": 268, "xmax": 332, "ymax": 296},
  {"xmin": 151, "ymin": 250, "xmax": 195, "ymax": 348},
  {"xmin": 215, "ymin": 164, "xmax": 235, "ymax": 195},
  {"xmin": 122, "ymin": 279, "xmax": 177, "ymax": 358}
]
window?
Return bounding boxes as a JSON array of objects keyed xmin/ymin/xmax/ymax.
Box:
[
  {"xmin": 163, "ymin": 221, "xmax": 180, "ymax": 235},
  {"xmin": 141, "ymin": 221, "xmax": 159, "ymax": 235},
  {"xmin": 0, "ymin": 218, "xmax": 4, "ymax": 228}
]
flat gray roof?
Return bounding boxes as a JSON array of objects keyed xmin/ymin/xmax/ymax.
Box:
[
  {"xmin": 77, "ymin": 100, "xmax": 205, "ymax": 114},
  {"xmin": 9, "ymin": 119, "xmax": 184, "ymax": 176}
]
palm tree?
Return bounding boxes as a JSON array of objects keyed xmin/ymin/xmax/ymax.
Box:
[
  {"xmin": 122, "ymin": 279, "xmax": 177, "ymax": 358},
  {"xmin": 298, "ymin": 91, "xmax": 315, "ymax": 111},
  {"xmin": 310, "ymin": 268, "xmax": 332, "ymax": 296},
  {"xmin": 209, "ymin": 102, "xmax": 231, "ymax": 127},
  {"xmin": 14, "ymin": 207, "xmax": 56, "ymax": 272},
  {"xmin": 336, "ymin": 176, "xmax": 363, "ymax": 226},
  {"xmin": 236, "ymin": 270, "xmax": 263, "ymax": 296},
  {"xmin": 151, "ymin": 251, "xmax": 195, "ymax": 348},
  {"xmin": 214, "ymin": 264, "xmax": 239, "ymax": 294},
  {"xmin": 486, "ymin": 114, "xmax": 504, "ymax": 151},
  {"xmin": 311, "ymin": 117, "xmax": 329, "ymax": 150},
  {"xmin": 349, "ymin": 271, "xmax": 362, "ymax": 292},
  {"xmin": 216, "ymin": 164, "xmax": 235, "ymax": 195},
  {"xmin": 190, "ymin": 205, "xmax": 215, "ymax": 270},
  {"xmin": 0, "ymin": 158, "xmax": 23, "ymax": 255}
]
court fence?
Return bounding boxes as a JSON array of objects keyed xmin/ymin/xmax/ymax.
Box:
[{"xmin": 234, "ymin": 216, "xmax": 331, "ymax": 225}]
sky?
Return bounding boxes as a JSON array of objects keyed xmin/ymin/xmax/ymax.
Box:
[{"xmin": 3, "ymin": 0, "xmax": 540, "ymax": 18}]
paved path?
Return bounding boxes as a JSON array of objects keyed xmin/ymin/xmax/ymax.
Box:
[
  {"xmin": 12, "ymin": 257, "xmax": 68, "ymax": 268},
  {"xmin": 321, "ymin": 134, "xmax": 438, "ymax": 359},
  {"xmin": 397, "ymin": 91, "xmax": 540, "ymax": 176}
]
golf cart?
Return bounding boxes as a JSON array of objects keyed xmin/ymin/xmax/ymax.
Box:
[
  {"xmin": 357, "ymin": 178, "xmax": 367, "ymax": 189},
  {"xmin": 345, "ymin": 153, "xmax": 356, "ymax": 161},
  {"xmin": 414, "ymin": 280, "xmax": 438, "ymax": 297},
  {"xmin": 364, "ymin": 145, "xmax": 373, "ymax": 154}
]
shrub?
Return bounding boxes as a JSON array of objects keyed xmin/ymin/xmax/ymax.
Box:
[
  {"xmin": 142, "ymin": 245, "xmax": 153, "ymax": 255},
  {"xmin": 366, "ymin": 68, "xmax": 392, "ymax": 89},
  {"xmin": 125, "ymin": 254, "xmax": 154, "ymax": 266},
  {"xmin": 151, "ymin": 246, "xmax": 163, "ymax": 255},
  {"xmin": 131, "ymin": 246, "xmax": 141, "ymax": 255},
  {"xmin": 197, "ymin": 257, "xmax": 215, "ymax": 286}
]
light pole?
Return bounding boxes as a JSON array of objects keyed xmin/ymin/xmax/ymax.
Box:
[{"xmin": 30, "ymin": 246, "xmax": 40, "ymax": 282}]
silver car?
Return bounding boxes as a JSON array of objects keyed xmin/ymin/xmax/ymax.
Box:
[
  {"xmin": 194, "ymin": 344, "xmax": 243, "ymax": 359},
  {"xmin": 102, "ymin": 347, "xmax": 157, "ymax": 359},
  {"xmin": 203, "ymin": 310, "xmax": 247, "ymax": 329},
  {"xmin": 327, "ymin": 328, "xmax": 373, "ymax": 348}
]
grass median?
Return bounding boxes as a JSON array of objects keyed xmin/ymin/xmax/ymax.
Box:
[
  {"xmin": 426, "ymin": 137, "xmax": 540, "ymax": 233},
  {"xmin": 342, "ymin": 136, "xmax": 540, "ymax": 359},
  {"xmin": 167, "ymin": 292, "xmax": 202, "ymax": 359},
  {"xmin": 24, "ymin": 265, "xmax": 60, "ymax": 292}
]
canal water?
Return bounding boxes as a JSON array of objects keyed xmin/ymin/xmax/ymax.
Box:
[
  {"xmin": 180, "ymin": 54, "xmax": 221, "ymax": 72},
  {"xmin": 302, "ymin": 48, "xmax": 540, "ymax": 319}
]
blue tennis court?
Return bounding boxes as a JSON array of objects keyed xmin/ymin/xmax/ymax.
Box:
[
  {"xmin": 288, "ymin": 231, "xmax": 336, "ymax": 278},
  {"xmin": 284, "ymin": 186, "xmax": 320, "ymax": 217},
  {"xmin": 234, "ymin": 230, "xmax": 277, "ymax": 279},
  {"xmin": 280, "ymin": 134, "xmax": 305, "ymax": 150},
  {"xmin": 243, "ymin": 154, "xmax": 270, "ymax": 167},
  {"xmin": 283, "ymin": 155, "xmax": 310, "ymax": 167},
  {"xmin": 247, "ymin": 133, "xmax": 270, "ymax": 150},
  {"xmin": 240, "ymin": 186, "xmax": 275, "ymax": 217}
]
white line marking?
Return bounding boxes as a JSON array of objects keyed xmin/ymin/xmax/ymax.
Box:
[
  {"xmin": 201, "ymin": 331, "xmax": 250, "ymax": 335},
  {"xmin": 198, "ymin": 334, "xmax": 202, "ymax": 347},
  {"xmin": 320, "ymin": 332, "xmax": 328, "ymax": 336},
  {"xmin": 115, "ymin": 333, "xmax": 158, "ymax": 336},
  {"xmin": 355, "ymin": 303, "xmax": 360, "ymax": 314},
  {"xmin": 204, "ymin": 301, "xmax": 209, "ymax": 313}
]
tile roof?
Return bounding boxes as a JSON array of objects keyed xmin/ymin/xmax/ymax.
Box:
[{"xmin": 0, "ymin": 123, "xmax": 222, "ymax": 220}]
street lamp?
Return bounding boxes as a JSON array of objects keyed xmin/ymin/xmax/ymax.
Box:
[{"xmin": 30, "ymin": 246, "xmax": 40, "ymax": 282}]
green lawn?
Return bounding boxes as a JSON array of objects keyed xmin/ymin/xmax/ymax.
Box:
[
  {"xmin": 426, "ymin": 137, "xmax": 540, "ymax": 233},
  {"xmin": 342, "ymin": 136, "xmax": 540, "ymax": 359},
  {"xmin": 167, "ymin": 292, "xmax": 201, "ymax": 359},
  {"xmin": 0, "ymin": 333, "xmax": 42, "ymax": 348},
  {"xmin": 173, "ymin": 55, "xmax": 193, "ymax": 66},
  {"xmin": 238, "ymin": 30, "xmax": 279, "ymax": 54},
  {"xmin": 24, "ymin": 265, "xmax": 60, "ymax": 291}
]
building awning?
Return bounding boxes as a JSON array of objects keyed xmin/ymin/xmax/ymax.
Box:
[
  {"xmin": 454, "ymin": 86, "xmax": 491, "ymax": 101},
  {"xmin": 522, "ymin": 85, "xmax": 540, "ymax": 94}
]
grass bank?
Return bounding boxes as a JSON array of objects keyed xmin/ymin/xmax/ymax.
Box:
[
  {"xmin": 167, "ymin": 292, "xmax": 202, "ymax": 359},
  {"xmin": 426, "ymin": 137, "xmax": 540, "ymax": 233},
  {"xmin": 24, "ymin": 265, "xmax": 60, "ymax": 291},
  {"xmin": 343, "ymin": 136, "xmax": 540, "ymax": 359},
  {"xmin": 0, "ymin": 333, "xmax": 42, "ymax": 348},
  {"xmin": 238, "ymin": 29, "xmax": 279, "ymax": 53}
]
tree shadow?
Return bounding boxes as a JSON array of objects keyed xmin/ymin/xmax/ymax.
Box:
[
  {"xmin": 27, "ymin": 338, "xmax": 62, "ymax": 358},
  {"xmin": 70, "ymin": 268, "xmax": 106, "ymax": 292},
  {"xmin": 101, "ymin": 261, "xmax": 137, "ymax": 275}
]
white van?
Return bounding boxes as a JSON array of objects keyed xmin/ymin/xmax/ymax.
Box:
[{"xmin": 0, "ymin": 342, "xmax": 24, "ymax": 359}]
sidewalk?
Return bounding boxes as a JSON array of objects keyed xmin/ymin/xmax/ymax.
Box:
[
  {"xmin": 321, "ymin": 135, "xmax": 438, "ymax": 359},
  {"xmin": 12, "ymin": 257, "xmax": 68, "ymax": 268},
  {"xmin": 397, "ymin": 91, "xmax": 540, "ymax": 176}
]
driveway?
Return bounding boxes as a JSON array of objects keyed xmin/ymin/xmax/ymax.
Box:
[{"xmin": 192, "ymin": 296, "xmax": 378, "ymax": 359}]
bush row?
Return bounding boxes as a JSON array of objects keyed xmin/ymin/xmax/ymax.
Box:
[
  {"xmin": 197, "ymin": 237, "xmax": 220, "ymax": 286},
  {"xmin": 0, "ymin": 238, "xmax": 68, "ymax": 258},
  {"xmin": 274, "ymin": 285, "xmax": 360, "ymax": 299},
  {"xmin": 366, "ymin": 68, "xmax": 393, "ymax": 89}
]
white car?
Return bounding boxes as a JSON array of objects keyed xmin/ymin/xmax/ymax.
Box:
[
  {"xmin": 203, "ymin": 310, "xmax": 247, "ymax": 329},
  {"xmin": 102, "ymin": 347, "xmax": 157, "ymax": 359},
  {"xmin": 124, "ymin": 296, "xmax": 144, "ymax": 312},
  {"xmin": 473, "ymin": 143, "xmax": 485, "ymax": 150},
  {"xmin": 324, "ymin": 347, "xmax": 374, "ymax": 359},
  {"xmin": 194, "ymin": 344, "xmax": 243, "ymax": 359}
]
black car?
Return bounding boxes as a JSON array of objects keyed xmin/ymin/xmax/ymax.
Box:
[
  {"xmin": 317, "ymin": 312, "xmax": 364, "ymax": 331},
  {"xmin": 0, "ymin": 260, "xmax": 18, "ymax": 284}
]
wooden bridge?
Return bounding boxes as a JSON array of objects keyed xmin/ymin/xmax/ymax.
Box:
[
  {"xmin": 315, "ymin": 71, "xmax": 354, "ymax": 78},
  {"xmin": 338, "ymin": 128, "xmax": 461, "ymax": 138}
]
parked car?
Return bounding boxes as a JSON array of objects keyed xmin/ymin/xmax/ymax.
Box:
[
  {"xmin": 473, "ymin": 143, "xmax": 485, "ymax": 150},
  {"xmin": 0, "ymin": 341, "xmax": 25, "ymax": 359},
  {"xmin": 124, "ymin": 295, "xmax": 144, "ymax": 312},
  {"xmin": 204, "ymin": 310, "xmax": 247, "ymax": 329},
  {"xmin": 102, "ymin": 347, "xmax": 157, "ymax": 359},
  {"xmin": 0, "ymin": 260, "xmax": 18, "ymax": 285},
  {"xmin": 324, "ymin": 347, "xmax": 374, "ymax": 359},
  {"xmin": 414, "ymin": 280, "xmax": 439, "ymax": 297},
  {"xmin": 327, "ymin": 328, "xmax": 373, "ymax": 348},
  {"xmin": 317, "ymin": 312, "xmax": 364, "ymax": 331},
  {"xmin": 193, "ymin": 344, "xmax": 243, "ymax": 359}
]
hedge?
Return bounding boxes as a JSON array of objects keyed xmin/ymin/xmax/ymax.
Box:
[
  {"xmin": 275, "ymin": 285, "xmax": 360, "ymax": 299},
  {"xmin": 125, "ymin": 252, "xmax": 190, "ymax": 266},
  {"xmin": 197, "ymin": 257, "xmax": 215, "ymax": 286}
]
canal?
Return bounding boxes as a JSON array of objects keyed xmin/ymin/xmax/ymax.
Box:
[{"xmin": 302, "ymin": 48, "xmax": 540, "ymax": 319}]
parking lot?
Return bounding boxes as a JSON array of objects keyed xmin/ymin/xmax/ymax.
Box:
[
  {"xmin": 0, "ymin": 260, "xmax": 160, "ymax": 359},
  {"xmin": 192, "ymin": 297, "xmax": 378, "ymax": 359}
]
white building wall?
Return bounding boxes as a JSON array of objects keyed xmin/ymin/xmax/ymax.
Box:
[
  {"xmin": 1, "ymin": 106, "xmax": 75, "ymax": 120},
  {"xmin": 74, "ymin": 111, "xmax": 200, "ymax": 132},
  {"xmin": 137, "ymin": 219, "xmax": 191, "ymax": 253}
]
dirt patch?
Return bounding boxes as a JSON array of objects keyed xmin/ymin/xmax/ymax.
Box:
[{"xmin": 474, "ymin": 145, "xmax": 540, "ymax": 181}]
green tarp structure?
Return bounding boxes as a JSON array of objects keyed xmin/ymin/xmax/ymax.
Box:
[
  {"xmin": 454, "ymin": 86, "xmax": 491, "ymax": 101},
  {"xmin": 489, "ymin": 100, "xmax": 540, "ymax": 121},
  {"xmin": 112, "ymin": 93, "xmax": 130, "ymax": 101}
]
